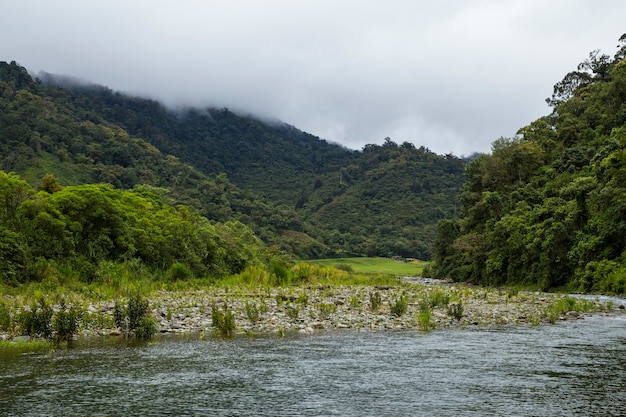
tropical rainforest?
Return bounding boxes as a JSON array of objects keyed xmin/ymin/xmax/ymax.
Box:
[
  {"xmin": 0, "ymin": 59, "xmax": 464, "ymax": 285},
  {"xmin": 2, "ymin": 34, "xmax": 626, "ymax": 294},
  {"xmin": 430, "ymin": 35, "xmax": 626, "ymax": 294}
]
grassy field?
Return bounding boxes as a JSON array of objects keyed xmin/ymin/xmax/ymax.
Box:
[{"xmin": 306, "ymin": 257, "xmax": 428, "ymax": 277}]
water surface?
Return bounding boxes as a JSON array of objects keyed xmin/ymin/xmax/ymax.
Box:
[{"xmin": 1, "ymin": 315, "xmax": 625, "ymax": 416}]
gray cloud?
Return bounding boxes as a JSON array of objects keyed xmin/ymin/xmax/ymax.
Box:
[{"xmin": 2, "ymin": 0, "xmax": 625, "ymax": 156}]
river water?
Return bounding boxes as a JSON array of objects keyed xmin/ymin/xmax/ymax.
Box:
[{"xmin": 1, "ymin": 314, "xmax": 625, "ymax": 416}]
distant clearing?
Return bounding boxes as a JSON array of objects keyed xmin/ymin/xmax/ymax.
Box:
[{"xmin": 306, "ymin": 257, "xmax": 427, "ymax": 277}]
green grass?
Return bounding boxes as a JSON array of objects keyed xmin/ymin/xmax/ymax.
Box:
[{"xmin": 306, "ymin": 257, "xmax": 428, "ymax": 277}]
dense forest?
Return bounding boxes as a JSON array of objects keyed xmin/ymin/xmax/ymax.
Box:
[
  {"xmin": 430, "ymin": 35, "xmax": 626, "ymax": 294},
  {"xmin": 0, "ymin": 61, "xmax": 465, "ymax": 265}
]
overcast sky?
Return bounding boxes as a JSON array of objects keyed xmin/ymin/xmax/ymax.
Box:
[{"xmin": 2, "ymin": 1, "xmax": 625, "ymax": 156}]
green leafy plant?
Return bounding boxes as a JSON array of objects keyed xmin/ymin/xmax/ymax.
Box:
[
  {"xmin": 0, "ymin": 302, "xmax": 12, "ymax": 333},
  {"xmin": 369, "ymin": 291, "xmax": 382, "ymax": 312},
  {"xmin": 285, "ymin": 304, "xmax": 300, "ymax": 320},
  {"xmin": 296, "ymin": 291, "xmax": 309, "ymax": 306},
  {"xmin": 18, "ymin": 298, "xmax": 53, "ymax": 339},
  {"xmin": 390, "ymin": 294, "xmax": 408, "ymax": 317},
  {"xmin": 52, "ymin": 301, "xmax": 83, "ymax": 343},
  {"xmin": 446, "ymin": 302, "xmax": 464, "ymax": 321},
  {"xmin": 211, "ymin": 302, "xmax": 236, "ymax": 337},
  {"xmin": 168, "ymin": 262, "xmax": 192, "ymax": 281},
  {"xmin": 316, "ymin": 302, "xmax": 337, "ymax": 319},
  {"xmin": 428, "ymin": 289, "xmax": 450, "ymax": 308},
  {"xmin": 348, "ymin": 294, "xmax": 361, "ymax": 309},
  {"xmin": 113, "ymin": 293, "xmax": 156, "ymax": 338},
  {"xmin": 416, "ymin": 299, "xmax": 431, "ymax": 331},
  {"xmin": 245, "ymin": 301, "xmax": 260, "ymax": 324}
]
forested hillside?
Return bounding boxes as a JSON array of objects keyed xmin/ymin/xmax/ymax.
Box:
[
  {"xmin": 0, "ymin": 60, "xmax": 465, "ymax": 261},
  {"xmin": 431, "ymin": 35, "xmax": 626, "ymax": 294}
]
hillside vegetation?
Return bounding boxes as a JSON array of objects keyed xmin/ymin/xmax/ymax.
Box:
[
  {"xmin": 431, "ymin": 35, "xmax": 626, "ymax": 294},
  {"xmin": 0, "ymin": 61, "xmax": 465, "ymax": 260}
]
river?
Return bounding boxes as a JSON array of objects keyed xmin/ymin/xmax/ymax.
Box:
[{"xmin": 1, "ymin": 314, "xmax": 625, "ymax": 416}]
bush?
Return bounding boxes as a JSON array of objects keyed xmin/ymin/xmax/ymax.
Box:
[
  {"xmin": 428, "ymin": 289, "xmax": 450, "ymax": 308},
  {"xmin": 390, "ymin": 294, "xmax": 408, "ymax": 317},
  {"xmin": 53, "ymin": 301, "xmax": 83, "ymax": 343},
  {"xmin": 416, "ymin": 301, "xmax": 431, "ymax": 331},
  {"xmin": 369, "ymin": 291, "xmax": 382, "ymax": 312},
  {"xmin": 168, "ymin": 262, "xmax": 192, "ymax": 281},
  {"xmin": 446, "ymin": 302, "xmax": 464, "ymax": 321},
  {"xmin": 285, "ymin": 304, "xmax": 300, "ymax": 320},
  {"xmin": 114, "ymin": 293, "xmax": 155, "ymax": 338},
  {"xmin": 270, "ymin": 259, "xmax": 290, "ymax": 286},
  {"xmin": 212, "ymin": 302, "xmax": 236, "ymax": 337},
  {"xmin": 0, "ymin": 302, "xmax": 12, "ymax": 332},
  {"xmin": 316, "ymin": 302, "xmax": 337, "ymax": 319},
  {"xmin": 135, "ymin": 316, "xmax": 158, "ymax": 339},
  {"xmin": 245, "ymin": 301, "xmax": 260, "ymax": 324},
  {"xmin": 18, "ymin": 298, "xmax": 53, "ymax": 339}
]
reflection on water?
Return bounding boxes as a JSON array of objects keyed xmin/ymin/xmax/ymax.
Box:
[{"xmin": 1, "ymin": 315, "xmax": 625, "ymax": 416}]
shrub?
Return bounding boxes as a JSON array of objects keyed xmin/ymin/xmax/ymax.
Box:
[
  {"xmin": 369, "ymin": 291, "xmax": 382, "ymax": 312},
  {"xmin": 245, "ymin": 301, "xmax": 260, "ymax": 324},
  {"xmin": 0, "ymin": 302, "xmax": 12, "ymax": 332},
  {"xmin": 270, "ymin": 259, "xmax": 290, "ymax": 286},
  {"xmin": 446, "ymin": 302, "xmax": 464, "ymax": 321},
  {"xmin": 416, "ymin": 302, "xmax": 431, "ymax": 331},
  {"xmin": 135, "ymin": 316, "xmax": 158, "ymax": 339},
  {"xmin": 390, "ymin": 294, "xmax": 408, "ymax": 317},
  {"xmin": 53, "ymin": 301, "xmax": 83, "ymax": 343},
  {"xmin": 317, "ymin": 303, "xmax": 337, "ymax": 319},
  {"xmin": 348, "ymin": 295, "xmax": 361, "ymax": 309},
  {"xmin": 428, "ymin": 289, "xmax": 450, "ymax": 308},
  {"xmin": 114, "ymin": 293, "xmax": 155, "ymax": 338},
  {"xmin": 297, "ymin": 291, "xmax": 309, "ymax": 306},
  {"xmin": 18, "ymin": 298, "xmax": 53, "ymax": 339},
  {"xmin": 285, "ymin": 304, "xmax": 300, "ymax": 320},
  {"xmin": 168, "ymin": 262, "xmax": 192, "ymax": 281},
  {"xmin": 212, "ymin": 302, "xmax": 236, "ymax": 337}
]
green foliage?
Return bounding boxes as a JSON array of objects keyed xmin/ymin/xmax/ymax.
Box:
[
  {"xmin": 270, "ymin": 258, "xmax": 290, "ymax": 286},
  {"xmin": 432, "ymin": 35, "xmax": 626, "ymax": 293},
  {"xmin": 416, "ymin": 302, "xmax": 432, "ymax": 331},
  {"xmin": 17, "ymin": 298, "xmax": 53, "ymax": 338},
  {"xmin": 390, "ymin": 293, "xmax": 408, "ymax": 317},
  {"xmin": 316, "ymin": 302, "xmax": 337, "ymax": 319},
  {"xmin": 427, "ymin": 289, "xmax": 451, "ymax": 308},
  {"xmin": 244, "ymin": 301, "xmax": 260, "ymax": 324},
  {"xmin": 0, "ymin": 61, "xmax": 466, "ymax": 259},
  {"xmin": 168, "ymin": 262, "xmax": 192, "ymax": 281},
  {"xmin": 446, "ymin": 302, "xmax": 464, "ymax": 321},
  {"xmin": 307, "ymin": 257, "xmax": 427, "ymax": 277},
  {"xmin": 0, "ymin": 171, "xmax": 266, "ymax": 285},
  {"xmin": 285, "ymin": 304, "xmax": 300, "ymax": 320},
  {"xmin": 369, "ymin": 291, "xmax": 382, "ymax": 312},
  {"xmin": 52, "ymin": 300, "xmax": 82, "ymax": 343},
  {"xmin": 0, "ymin": 301, "xmax": 12, "ymax": 332},
  {"xmin": 113, "ymin": 293, "xmax": 155, "ymax": 338},
  {"xmin": 211, "ymin": 302, "xmax": 236, "ymax": 337},
  {"xmin": 544, "ymin": 296, "xmax": 596, "ymax": 324}
]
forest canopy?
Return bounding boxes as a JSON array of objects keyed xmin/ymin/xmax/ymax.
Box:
[
  {"xmin": 0, "ymin": 170, "xmax": 264, "ymax": 285},
  {"xmin": 430, "ymin": 35, "xmax": 626, "ymax": 294}
]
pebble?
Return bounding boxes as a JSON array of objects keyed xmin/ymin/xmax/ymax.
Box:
[{"xmin": 0, "ymin": 283, "xmax": 620, "ymax": 340}]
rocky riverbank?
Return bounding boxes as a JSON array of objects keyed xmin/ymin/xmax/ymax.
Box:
[
  {"xmin": 86, "ymin": 280, "xmax": 623, "ymax": 337},
  {"xmin": 2, "ymin": 279, "xmax": 623, "ymax": 341}
]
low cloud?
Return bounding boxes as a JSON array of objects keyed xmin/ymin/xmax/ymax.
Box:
[{"xmin": 2, "ymin": 0, "xmax": 625, "ymax": 155}]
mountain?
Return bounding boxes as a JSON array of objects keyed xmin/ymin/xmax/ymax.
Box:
[
  {"xmin": 0, "ymin": 60, "xmax": 465, "ymax": 259},
  {"xmin": 430, "ymin": 35, "xmax": 626, "ymax": 294}
]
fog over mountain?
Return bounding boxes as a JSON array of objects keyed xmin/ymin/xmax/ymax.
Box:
[{"xmin": 2, "ymin": 0, "xmax": 625, "ymax": 156}]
